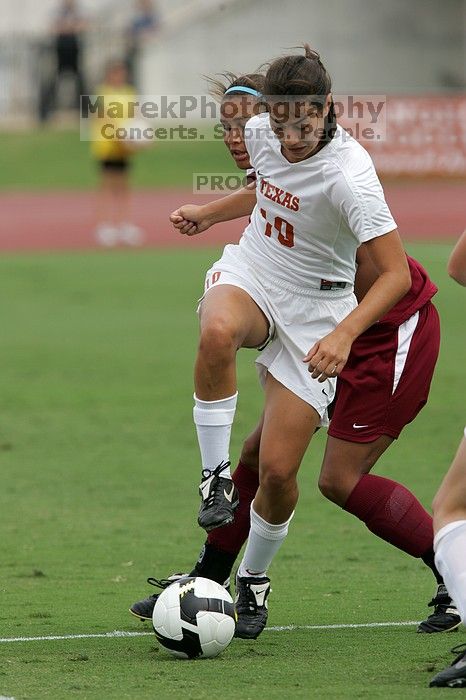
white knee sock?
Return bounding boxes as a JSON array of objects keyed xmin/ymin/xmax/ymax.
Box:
[
  {"xmin": 193, "ymin": 392, "xmax": 238, "ymax": 476},
  {"xmin": 434, "ymin": 520, "xmax": 466, "ymax": 624},
  {"xmin": 238, "ymin": 502, "xmax": 294, "ymax": 578}
]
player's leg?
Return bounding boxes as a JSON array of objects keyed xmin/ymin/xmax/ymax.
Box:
[
  {"xmin": 320, "ymin": 301, "xmax": 459, "ymax": 631},
  {"xmin": 129, "ymin": 419, "xmax": 262, "ymax": 620},
  {"xmin": 105, "ymin": 168, "xmax": 129, "ymax": 225},
  {"xmin": 318, "ymin": 435, "xmax": 461, "ymax": 632},
  {"xmin": 113, "ymin": 167, "xmax": 129, "ymax": 219},
  {"xmin": 95, "ymin": 166, "xmax": 120, "ymax": 246},
  {"xmin": 320, "ymin": 303, "xmax": 438, "ymax": 561},
  {"xmin": 433, "ymin": 434, "xmax": 466, "ymax": 533},
  {"xmin": 432, "ymin": 433, "xmax": 466, "ymax": 623},
  {"xmin": 194, "ymin": 283, "xmax": 269, "ymax": 532},
  {"xmin": 429, "ymin": 435, "xmax": 466, "ymax": 687},
  {"xmin": 235, "ymin": 374, "xmax": 320, "ymax": 639},
  {"xmin": 319, "ymin": 435, "xmax": 392, "ymax": 504},
  {"xmin": 193, "ymin": 417, "xmax": 262, "ymax": 582},
  {"xmin": 319, "ymin": 434, "xmax": 438, "ymax": 561},
  {"xmin": 109, "ymin": 164, "xmax": 144, "ymax": 246},
  {"xmin": 132, "ymin": 281, "xmax": 349, "ymax": 627},
  {"xmin": 195, "ymin": 285, "xmax": 269, "ymax": 399}
]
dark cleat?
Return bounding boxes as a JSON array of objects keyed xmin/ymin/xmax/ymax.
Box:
[
  {"xmin": 129, "ymin": 572, "xmax": 231, "ymax": 621},
  {"xmin": 234, "ymin": 575, "xmax": 270, "ymax": 640},
  {"xmin": 129, "ymin": 573, "xmax": 189, "ymax": 621},
  {"xmin": 430, "ymin": 643, "xmax": 466, "ymax": 687},
  {"xmin": 198, "ymin": 461, "xmax": 239, "ymax": 532},
  {"xmin": 417, "ymin": 584, "xmax": 461, "ymax": 633}
]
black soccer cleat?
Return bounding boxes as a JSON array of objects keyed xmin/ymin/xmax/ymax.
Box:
[
  {"xmin": 234, "ymin": 575, "xmax": 270, "ymax": 639},
  {"xmin": 129, "ymin": 572, "xmax": 231, "ymax": 621},
  {"xmin": 417, "ymin": 584, "xmax": 462, "ymax": 633},
  {"xmin": 129, "ymin": 573, "xmax": 189, "ymax": 621},
  {"xmin": 430, "ymin": 643, "xmax": 466, "ymax": 687},
  {"xmin": 198, "ymin": 461, "xmax": 239, "ymax": 532}
]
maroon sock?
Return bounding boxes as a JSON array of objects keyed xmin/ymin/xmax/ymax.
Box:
[
  {"xmin": 344, "ymin": 474, "xmax": 434, "ymax": 557},
  {"xmin": 207, "ymin": 461, "xmax": 259, "ymax": 556}
]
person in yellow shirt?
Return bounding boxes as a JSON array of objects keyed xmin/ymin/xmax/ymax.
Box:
[{"xmin": 92, "ymin": 60, "xmax": 144, "ymax": 246}]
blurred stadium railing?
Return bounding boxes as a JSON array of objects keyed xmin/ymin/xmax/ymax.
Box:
[
  {"xmin": 0, "ymin": 31, "xmax": 127, "ymax": 128},
  {"xmin": 1, "ymin": 0, "xmax": 465, "ymax": 177},
  {"xmin": 0, "ymin": 36, "xmax": 40, "ymax": 126},
  {"xmin": 0, "ymin": 0, "xmax": 240, "ymax": 128}
]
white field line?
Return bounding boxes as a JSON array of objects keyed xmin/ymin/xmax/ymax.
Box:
[{"xmin": 0, "ymin": 620, "xmax": 419, "ymax": 644}]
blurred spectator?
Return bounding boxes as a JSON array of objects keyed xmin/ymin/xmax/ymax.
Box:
[
  {"xmin": 39, "ymin": 0, "xmax": 88, "ymax": 123},
  {"xmin": 125, "ymin": 0, "xmax": 159, "ymax": 88},
  {"xmin": 91, "ymin": 60, "xmax": 144, "ymax": 247}
]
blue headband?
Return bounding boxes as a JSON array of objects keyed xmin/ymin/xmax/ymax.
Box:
[{"xmin": 224, "ymin": 86, "xmax": 261, "ymax": 97}]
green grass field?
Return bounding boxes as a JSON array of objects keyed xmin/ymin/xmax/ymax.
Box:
[
  {"xmin": 1, "ymin": 242, "xmax": 465, "ymax": 699},
  {"xmin": 0, "ymin": 130, "xmax": 232, "ymax": 191}
]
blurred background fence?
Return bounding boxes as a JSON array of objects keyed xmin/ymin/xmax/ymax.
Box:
[{"xmin": 0, "ymin": 0, "xmax": 466, "ymax": 176}]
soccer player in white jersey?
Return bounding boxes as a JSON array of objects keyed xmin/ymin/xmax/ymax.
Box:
[
  {"xmin": 430, "ymin": 229, "xmax": 466, "ymax": 687},
  {"xmin": 169, "ymin": 45, "xmax": 413, "ymax": 635},
  {"xmin": 131, "ymin": 64, "xmax": 457, "ymax": 637}
]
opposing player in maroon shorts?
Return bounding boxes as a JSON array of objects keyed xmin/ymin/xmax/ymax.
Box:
[
  {"xmin": 130, "ymin": 73, "xmax": 459, "ymax": 636},
  {"xmin": 318, "ymin": 247, "xmax": 453, "ymax": 635}
]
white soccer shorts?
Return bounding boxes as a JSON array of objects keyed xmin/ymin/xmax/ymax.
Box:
[{"xmin": 199, "ymin": 244, "xmax": 357, "ymax": 423}]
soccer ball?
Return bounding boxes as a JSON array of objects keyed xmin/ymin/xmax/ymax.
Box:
[{"xmin": 152, "ymin": 576, "xmax": 236, "ymax": 659}]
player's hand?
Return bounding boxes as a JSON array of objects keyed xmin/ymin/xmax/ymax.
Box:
[
  {"xmin": 169, "ymin": 205, "xmax": 213, "ymax": 236},
  {"xmin": 303, "ymin": 328, "xmax": 354, "ymax": 382}
]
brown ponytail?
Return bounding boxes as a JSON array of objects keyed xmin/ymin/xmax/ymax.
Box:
[{"xmin": 263, "ymin": 44, "xmax": 337, "ymax": 141}]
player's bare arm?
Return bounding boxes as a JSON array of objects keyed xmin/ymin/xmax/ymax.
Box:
[
  {"xmin": 447, "ymin": 229, "xmax": 466, "ymax": 286},
  {"xmin": 305, "ymin": 229, "xmax": 411, "ymax": 381},
  {"xmin": 354, "ymin": 244, "xmax": 381, "ymax": 301},
  {"xmin": 169, "ymin": 182, "xmax": 256, "ymax": 236}
]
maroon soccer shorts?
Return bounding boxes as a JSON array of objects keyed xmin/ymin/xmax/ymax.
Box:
[{"xmin": 328, "ymin": 301, "xmax": 440, "ymax": 443}]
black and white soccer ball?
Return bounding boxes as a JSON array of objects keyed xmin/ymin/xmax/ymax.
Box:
[{"xmin": 152, "ymin": 576, "xmax": 236, "ymax": 659}]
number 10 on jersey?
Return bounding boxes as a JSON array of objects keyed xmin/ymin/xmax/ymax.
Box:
[{"xmin": 260, "ymin": 208, "xmax": 295, "ymax": 248}]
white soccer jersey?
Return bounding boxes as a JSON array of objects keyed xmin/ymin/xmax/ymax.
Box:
[{"xmin": 239, "ymin": 113, "xmax": 397, "ymax": 289}]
